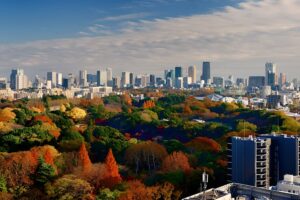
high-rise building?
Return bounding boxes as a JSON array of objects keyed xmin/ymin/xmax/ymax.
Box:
[
  {"xmin": 279, "ymin": 73, "xmax": 286, "ymax": 87},
  {"xmin": 121, "ymin": 72, "xmax": 130, "ymax": 87},
  {"xmin": 106, "ymin": 68, "xmax": 113, "ymax": 86},
  {"xmin": 248, "ymin": 76, "xmax": 265, "ymax": 88},
  {"xmin": 229, "ymin": 134, "xmax": 300, "ymax": 188},
  {"xmin": 149, "ymin": 74, "xmax": 156, "ymax": 86},
  {"xmin": 47, "ymin": 71, "xmax": 57, "ymax": 88},
  {"xmin": 129, "ymin": 72, "xmax": 134, "ymax": 86},
  {"xmin": 183, "ymin": 77, "xmax": 192, "ymax": 88},
  {"xmin": 0, "ymin": 78, "xmax": 7, "ymax": 89},
  {"xmin": 265, "ymin": 62, "xmax": 278, "ymax": 87},
  {"xmin": 10, "ymin": 69, "xmax": 28, "ymax": 90},
  {"xmin": 228, "ymin": 136, "xmax": 271, "ymax": 188},
  {"xmin": 112, "ymin": 77, "xmax": 121, "ymax": 89},
  {"xmin": 175, "ymin": 66, "xmax": 182, "ymax": 78},
  {"xmin": 97, "ymin": 70, "xmax": 107, "ymax": 86},
  {"xmin": 164, "ymin": 69, "xmax": 175, "ymax": 86},
  {"xmin": 201, "ymin": 61, "xmax": 211, "ymax": 84},
  {"xmin": 79, "ymin": 70, "xmax": 88, "ymax": 87},
  {"xmin": 175, "ymin": 77, "xmax": 183, "ymax": 89},
  {"xmin": 236, "ymin": 78, "xmax": 245, "ymax": 86},
  {"xmin": 56, "ymin": 73, "xmax": 63, "ymax": 86},
  {"xmin": 213, "ymin": 77, "xmax": 224, "ymax": 88},
  {"xmin": 87, "ymin": 74, "xmax": 97, "ymax": 83},
  {"xmin": 188, "ymin": 65, "xmax": 197, "ymax": 84}
]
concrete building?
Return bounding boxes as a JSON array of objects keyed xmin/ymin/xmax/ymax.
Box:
[
  {"xmin": 96, "ymin": 70, "xmax": 107, "ymax": 86},
  {"xmin": 121, "ymin": 71, "xmax": 130, "ymax": 88},
  {"xmin": 201, "ymin": 61, "xmax": 211, "ymax": 84},
  {"xmin": 188, "ymin": 65, "xmax": 197, "ymax": 84},
  {"xmin": 229, "ymin": 134, "xmax": 300, "ymax": 188},
  {"xmin": 47, "ymin": 71, "xmax": 57, "ymax": 88},
  {"xmin": 248, "ymin": 76, "xmax": 265, "ymax": 88},
  {"xmin": 183, "ymin": 183, "xmax": 300, "ymax": 200},
  {"xmin": 228, "ymin": 136, "xmax": 271, "ymax": 188},
  {"xmin": 56, "ymin": 73, "xmax": 63, "ymax": 86},
  {"xmin": 106, "ymin": 68, "xmax": 113, "ymax": 86},
  {"xmin": 213, "ymin": 77, "xmax": 224, "ymax": 88},
  {"xmin": 279, "ymin": 73, "xmax": 286, "ymax": 87},
  {"xmin": 79, "ymin": 70, "xmax": 88, "ymax": 87},
  {"xmin": 265, "ymin": 62, "xmax": 278, "ymax": 87},
  {"xmin": 276, "ymin": 174, "xmax": 300, "ymax": 195}
]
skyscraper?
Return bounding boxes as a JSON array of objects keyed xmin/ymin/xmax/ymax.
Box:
[
  {"xmin": 79, "ymin": 70, "xmax": 88, "ymax": 87},
  {"xmin": 265, "ymin": 62, "xmax": 278, "ymax": 87},
  {"xmin": 56, "ymin": 73, "xmax": 63, "ymax": 86},
  {"xmin": 96, "ymin": 70, "xmax": 107, "ymax": 86},
  {"xmin": 47, "ymin": 71, "xmax": 57, "ymax": 88},
  {"xmin": 10, "ymin": 69, "xmax": 28, "ymax": 90},
  {"xmin": 106, "ymin": 68, "xmax": 113, "ymax": 86},
  {"xmin": 279, "ymin": 73, "xmax": 286, "ymax": 87},
  {"xmin": 201, "ymin": 61, "xmax": 211, "ymax": 84},
  {"xmin": 188, "ymin": 65, "xmax": 197, "ymax": 84},
  {"xmin": 121, "ymin": 72, "xmax": 130, "ymax": 87},
  {"xmin": 175, "ymin": 66, "xmax": 182, "ymax": 78}
]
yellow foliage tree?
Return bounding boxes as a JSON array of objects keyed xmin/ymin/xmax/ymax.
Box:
[{"xmin": 66, "ymin": 107, "xmax": 87, "ymax": 120}]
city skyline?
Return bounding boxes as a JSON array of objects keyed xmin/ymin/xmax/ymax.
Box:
[{"xmin": 0, "ymin": 0, "xmax": 300, "ymax": 78}]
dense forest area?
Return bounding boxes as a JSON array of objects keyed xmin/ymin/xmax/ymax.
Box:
[{"xmin": 0, "ymin": 91, "xmax": 299, "ymax": 200}]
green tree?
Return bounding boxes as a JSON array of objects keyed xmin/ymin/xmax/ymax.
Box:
[
  {"xmin": 0, "ymin": 175, "xmax": 7, "ymax": 192},
  {"xmin": 97, "ymin": 188, "xmax": 120, "ymax": 200},
  {"xmin": 35, "ymin": 157, "xmax": 56, "ymax": 185}
]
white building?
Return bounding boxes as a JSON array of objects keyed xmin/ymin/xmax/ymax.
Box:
[
  {"xmin": 96, "ymin": 70, "xmax": 107, "ymax": 86},
  {"xmin": 47, "ymin": 71, "xmax": 57, "ymax": 88},
  {"xmin": 79, "ymin": 70, "xmax": 88, "ymax": 87},
  {"xmin": 56, "ymin": 73, "xmax": 63, "ymax": 86},
  {"xmin": 276, "ymin": 174, "xmax": 300, "ymax": 195},
  {"xmin": 121, "ymin": 71, "xmax": 130, "ymax": 87},
  {"xmin": 188, "ymin": 65, "xmax": 197, "ymax": 84}
]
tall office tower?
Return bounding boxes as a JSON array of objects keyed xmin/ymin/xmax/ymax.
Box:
[
  {"xmin": 10, "ymin": 69, "xmax": 22, "ymax": 90},
  {"xmin": 213, "ymin": 77, "xmax": 224, "ymax": 88},
  {"xmin": 47, "ymin": 71, "xmax": 57, "ymax": 88},
  {"xmin": 248, "ymin": 76, "xmax": 265, "ymax": 88},
  {"xmin": 164, "ymin": 69, "xmax": 175, "ymax": 85},
  {"xmin": 149, "ymin": 74, "xmax": 156, "ymax": 86},
  {"xmin": 236, "ymin": 78, "xmax": 245, "ymax": 86},
  {"xmin": 188, "ymin": 65, "xmax": 197, "ymax": 84},
  {"xmin": 112, "ymin": 77, "xmax": 121, "ymax": 89},
  {"xmin": 10, "ymin": 69, "xmax": 28, "ymax": 90},
  {"xmin": 265, "ymin": 62, "xmax": 278, "ymax": 86},
  {"xmin": 228, "ymin": 136, "xmax": 271, "ymax": 188},
  {"xmin": 175, "ymin": 77, "xmax": 184, "ymax": 89},
  {"xmin": 279, "ymin": 73, "xmax": 286, "ymax": 87},
  {"xmin": 175, "ymin": 66, "xmax": 182, "ymax": 78},
  {"xmin": 56, "ymin": 73, "xmax": 63, "ymax": 86},
  {"xmin": 141, "ymin": 74, "xmax": 150, "ymax": 88},
  {"xmin": 259, "ymin": 134, "xmax": 300, "ymax": 185},
  {"xmin": 129, "ymin": 73, "xmax": 134, "ymax": 86},
  {"xmin": 96, "ymin": 70, "xmax": 107, "ymax": 86},
  {"xmin": 79, "ymin": 70, "xmax": 88, "ymax": 87},
  {"xmin": 106, "ymin": 68, "xmax": 113, "ymax": 86},
  {"xmin": 183, "ymin": 77, "xmax": 192, "ymax": 88},
  {"xmin": 121, "ymin": 72, "xmax": 130, "ymax": 87},
  {"xmin": 201, "ymin": 61, "xmax": 211, "ymax": 84}
]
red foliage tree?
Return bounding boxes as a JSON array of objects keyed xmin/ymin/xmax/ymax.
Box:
[
  {"xmin": 102, "ymin": 149, "xmax": 122, "ymax": 188},
  {"xmin": 185, "ymin": 137, "xmax": 221, "ymax": 152},
  {"xmin": 143, "ymin": 100, "xmax": 155, "ymax": 109},
  {"xmin": 78, "ymin": 143, "xmax": 92, "ymax": 173},
  {"xmin": 44, "ymin": 148, "xmax": 54, "ymax": 166},
  {"xmin": 162, "ymin": 151, "xmax": 191, "ymax": 172}
]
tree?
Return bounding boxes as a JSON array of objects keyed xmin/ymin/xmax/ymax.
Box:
[
  {"xmin": 78, "ymin": 143, "xmax": 92, "ymax": 173},
  {"xmin": 143, "ymin": 100, "xmax": 155, "ymax": 109},
  {"xmin": 185, "ymin": 137, "xmax": 221, "ymax": 152},
  {"xmin": 45, "ymin": 175, "xmax": 94, "ymax": 200},
  {"xmin": 35, "ymin": 157, "xmax": 56, "ymax": 185},
  {"xmin": 0, "ymin": 175, "xmax": 7, "ymax": 192},
  {"xmin": 162, "ymin": 151, "xmax": 191, "ymax": 172},
  {"xmin": 66, "ymin": 107, "xmax": 87, "ymax": 120},
  {"xmin": 125, "ymin": 141, "xmax": 168, "ymax": 174},
  {"xmin": 102, "ymin": 149, "xmax": 122, "ymax": 188},
  {"xmin": 44, "ymin": 148, "xmax": 55, "ymax": 170}
]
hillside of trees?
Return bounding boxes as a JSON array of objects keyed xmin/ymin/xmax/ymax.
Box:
[{"xmin": 0, "ymin": 92, "xmax": 299, "ymax": 199}]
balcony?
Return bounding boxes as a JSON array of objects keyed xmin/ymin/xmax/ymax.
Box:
[
  {"xmin": 257, "ymin": 169, "xmax": 266, "ymax": 174},
  {"xmin": 257, "ymin": 156, "xmax": 266, "ymax": 161}
]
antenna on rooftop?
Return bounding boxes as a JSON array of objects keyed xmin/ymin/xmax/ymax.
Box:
[{"xmin": 202, "ymin": 171, "xmax": 209, "ymax": 200}]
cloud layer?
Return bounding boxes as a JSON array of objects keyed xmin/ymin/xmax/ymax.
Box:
[{"xmin": 1, "ymin": 0, "xmax": 300, "ymax": 79}]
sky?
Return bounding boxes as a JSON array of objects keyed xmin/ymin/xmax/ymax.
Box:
[{"xmin": 0, "ymin": 0, "xmax": 300, "ymax": 80}]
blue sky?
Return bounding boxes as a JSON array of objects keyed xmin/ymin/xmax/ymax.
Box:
[
  {"xmin": 0, "ymin": 0, "xmax": 300, "ymax": 79},
  {"xmin": 0, "ymin": 0, "xmax": 243, "ymax": 43}
]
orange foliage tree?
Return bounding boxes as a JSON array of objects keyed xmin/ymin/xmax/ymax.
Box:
[
  {"xmin": 44, "ymin": 148, "xmax": 54, "ymax": 166},
  {"xmin": 78, "ymin": 143, "xmax": 92, "ymax": 173},
  {"xmin": 143, "ymin": 100, "xmax": 155, "ymax": 109},
  {"xmin": 185, "ymin": 137, "xmax": 221, "ymax": 152},
  {"xmin": 162, "ymin": 151, "xmax": 191, "ymax": 172},
  {"xmin": 102, "ymin": 149, "xmax": 122, "ymax": 188}
]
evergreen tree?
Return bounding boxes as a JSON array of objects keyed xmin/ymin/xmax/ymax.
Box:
[
  {"xmin": 0, "ymin": 175, "xmax": 7, "ymax": 192},
  {"xmin": 35, "ymin": 157, "xmax": 56, "ymax": 185}
]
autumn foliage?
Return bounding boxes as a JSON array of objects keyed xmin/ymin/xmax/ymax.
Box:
[
  {"xmin": 143, "ymin": 100, "xmax": 155, "ymax": 109},
  {"xmin": 78, "ymin": 143, "xmax": 92, "ymax": 173},
  {"xmin": 162, "ymin": 151, "xmax": 191, "ymax": 172},
  {"xmin": 102, "ymin": 149, "xmax": 122, "ymax": 188},
  {"xmin": 185, "ymin": 137, "xmax": 221, "ymax": 152}
]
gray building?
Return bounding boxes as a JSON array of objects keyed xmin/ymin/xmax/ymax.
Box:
[
  {"xmin": 248, "ymin": 76, "xmax": 265, "ymax": 88},
  {"xmin": 201, "ymin": 61, "xmax": 211, "ymax": 84}
]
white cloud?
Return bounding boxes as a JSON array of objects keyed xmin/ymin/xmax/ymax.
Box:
[
  {"xmin": 98, "ymin": 13, "xmax": 149, "ymax": 21},
  {"xmin": 1, "ymin": 0, "xmax": 300, "ymax": 79}
]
